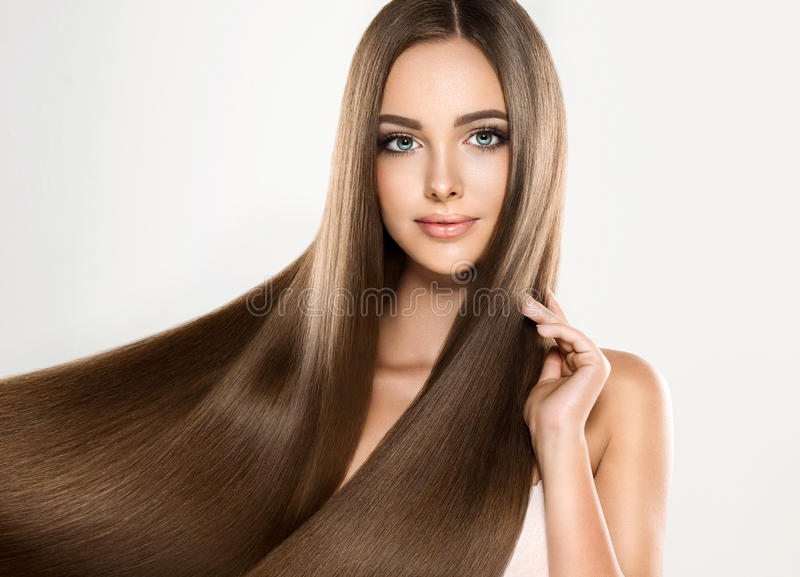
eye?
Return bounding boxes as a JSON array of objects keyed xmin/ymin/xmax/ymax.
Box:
[
  {"xmin": 377, "ymin": 126, "xmax": 509, "ymax": 156},
  {"xmin": 467, "ymin": 128, "xmax": 507, "ymax": 149},
  {"xmin": 379, "ymin": 134, "xmax": 421, "ymax": 155}
]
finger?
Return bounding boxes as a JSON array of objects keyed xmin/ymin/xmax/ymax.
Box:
[
  {"xmin": 534, "ymin": 319, "xmax": 576, "ymax": 354},
  {"xmin": 521, "ymin": 293, "xmax": 561, "ymax": 324},
  {"xmin": 535, "ymin": 322, "xmax": 599, "ymax": 362},
  {"xmin": 536, "ymin": 325, "xmax": 610, "ymax": 384},
  {"xmin": 521, "ymin": 295, "xmax": 575, "ymax": 356},
  {"xmin": 546, "ymin": 289, "xmax": 570, "ymax": 324},
  {"xmin": 564, "ymin": 350, "xmax": 598, "ymax": 373},
  {"xmin": 537, "ymin": 346, "xmax": 562, "ymax": 382}
]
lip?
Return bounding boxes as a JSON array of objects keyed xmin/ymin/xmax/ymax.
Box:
[
  {"xmin": 415, "ymin": 213, "xmax": 476, "ymax": 224},
  {"xmin": 414, "ymin": 216, "xmax": 478, "ymax": 239}
]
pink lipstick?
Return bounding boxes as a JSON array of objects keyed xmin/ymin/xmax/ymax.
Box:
[{"xmin": 414, "ymin": 213, "xmax": 478, "ymax": 239}]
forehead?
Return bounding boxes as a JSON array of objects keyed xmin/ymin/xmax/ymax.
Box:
[{"xmin": 380, "ymin": 38, "xmax": 506, "ymax": 121}]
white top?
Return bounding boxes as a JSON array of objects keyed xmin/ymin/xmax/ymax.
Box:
[{"xmin": 502, "ymin": 479, "xmax": 549, "ymax": 576}]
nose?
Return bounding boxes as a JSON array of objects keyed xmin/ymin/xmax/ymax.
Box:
[{"xmin": 425, "ymin": 147, "xmax": 463, "ymax": 202}]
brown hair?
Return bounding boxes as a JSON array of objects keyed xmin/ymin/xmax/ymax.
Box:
[{"xmin": 0, "ymin": 1, "xmax": 567, "ymax": 575}]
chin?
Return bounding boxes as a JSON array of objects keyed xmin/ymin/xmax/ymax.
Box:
[
  {"xmin": 388, "ymin": 224, "xmax": 488, "ymax": 282},
  {"xmin": 408, "ymin": 250, "xmax": 482, "ymax": 283}
]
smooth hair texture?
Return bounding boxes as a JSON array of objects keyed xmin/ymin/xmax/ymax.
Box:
[{"xmin": 0, "ymin": 1, "xmax": 567, "ymax": 575}]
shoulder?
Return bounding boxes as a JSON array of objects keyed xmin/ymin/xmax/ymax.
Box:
[
  {"xmin": 600, "ymin": 348, "xmax": 671, "ymax": 402},
  {"xmin": 590, "ymin": 349, "xmax": 674, "ymax": 576},
  {"xmin": 595, "ymin": 348, "xmax": 673, "ymax": 454}
]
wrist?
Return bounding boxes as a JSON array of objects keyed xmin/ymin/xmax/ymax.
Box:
[{"xmin": 533, "ymin": 425, "xmax": 587, "ymax": 459}]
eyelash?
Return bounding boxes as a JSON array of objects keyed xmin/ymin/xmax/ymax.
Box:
[{"xmin": 377, "ymin": 126, "xmax": 509, "ymax": 156}]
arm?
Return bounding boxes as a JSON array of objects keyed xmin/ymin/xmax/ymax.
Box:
[{"xmin": 536, "ymin": 353, "xmax": 674, "ymax": 577}]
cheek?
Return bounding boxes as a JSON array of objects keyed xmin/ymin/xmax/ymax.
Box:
[
  {"xmin": 376, "ymin": 158, "xmax": 418, "ymax": 222},
  {"xmin": 467, "ymin": 152, "xmax": 509, "ymax": 214}
]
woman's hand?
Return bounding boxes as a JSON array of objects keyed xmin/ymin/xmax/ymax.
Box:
[{"xmin": 521, "ymin": 290, "xmax": 611, "ymax": 455}]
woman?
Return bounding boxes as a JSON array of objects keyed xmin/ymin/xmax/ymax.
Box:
[{"xmin": 0, "ymin": 1, "xmax": 673, "ymax": 576}]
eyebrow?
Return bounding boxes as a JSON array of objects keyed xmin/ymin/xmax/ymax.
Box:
[{"xmin": 378, "ymin": 109, "xmax": 508, "ymax": 130}]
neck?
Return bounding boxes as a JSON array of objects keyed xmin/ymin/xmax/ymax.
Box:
[{"xmin": 375, "ymin": 259, "xmax": 469, "ymax": 371}]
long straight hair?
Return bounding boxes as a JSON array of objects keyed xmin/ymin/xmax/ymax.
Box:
[{"xmin": 0, "ymin": 1, "xmax": 567, "ymax": 575}]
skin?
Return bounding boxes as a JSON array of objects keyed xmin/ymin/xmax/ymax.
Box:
[
  {"xmin": 522, "ymin": 295, "xmax": 673, "ymax": 577},
  {"xmin": 373, "ymin": 37, "xmax": 508, "ymax": 373},
  {"xmin": 341, "ymin": 37, "xmax": 673, "ymax": 577}
]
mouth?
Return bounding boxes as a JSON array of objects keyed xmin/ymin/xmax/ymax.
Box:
[
  {"xmin": 414, "ymin": 213, "xmax": 477, "ymax": 224},
  {"xmin": 414, "ymin": 214, "xmax": 478, "ymax": 239}
]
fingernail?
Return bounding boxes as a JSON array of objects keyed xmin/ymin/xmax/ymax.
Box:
[{"xmin": 547, "ymin": 289, "xmax": 558, "ymax": 301}]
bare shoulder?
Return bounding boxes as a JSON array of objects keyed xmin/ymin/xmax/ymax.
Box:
[
  {"xmin": 600, "ymin": 348, "xmax": 670, "ymax": 397},
  {"xmin": 533, "ymin": 348, "xmax": 671, "ymax": 485},
  {"xmin": 590, "ymin": 348, "xmax": 674, "ymax": 576},
  {"xmin": 594, "ymin": 348, "xmax": 673, "ymax": 460}
]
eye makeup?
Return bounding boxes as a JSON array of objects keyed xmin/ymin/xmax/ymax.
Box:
[{"xmin": 377, "ymin": 125, "xmax": 509, "ymax": 156}]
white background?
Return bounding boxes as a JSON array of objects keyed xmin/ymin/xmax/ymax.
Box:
[{"xmin": 1, "ymin": 1, "xmax": 798, "ymax": 574}]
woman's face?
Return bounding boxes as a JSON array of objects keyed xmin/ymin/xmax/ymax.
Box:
[{"xmin": 376, "ymin": 38, "xmax": 510, "ymax": 281}]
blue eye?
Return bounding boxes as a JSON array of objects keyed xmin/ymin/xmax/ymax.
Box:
[
  {"xmin": 381, "ymin": 134, "xmax": 420, "ymax": 154},
  {"xmin": 378, "ymin": 126, "xmax": 509, "ymax": 156},
  {"xmin": 469, "ymin": 130, "xmax": 501, "ymax": 147}
]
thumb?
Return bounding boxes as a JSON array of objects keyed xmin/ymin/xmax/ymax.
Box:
[{"xmin": 537, "ymin": 347, "xmax": 562, "ymax": 383}]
